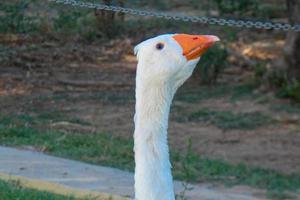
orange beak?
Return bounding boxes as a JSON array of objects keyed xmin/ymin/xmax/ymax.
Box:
[{"xmin": 173, "ymin": 34, "xmax": 220, "ymax": 61}]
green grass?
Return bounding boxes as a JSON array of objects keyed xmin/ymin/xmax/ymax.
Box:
[
  {"xmin": 0, "ymin": 124, "xmax": 299, "ymax": 198},
  {"xmin": 0, "ymin": 1, "xmax": 39, "ymax": 34},
  {"xmin": 0, "ymin": 112, "xmax": 91, "ymax": 129},
  {"xmin": 0, "ymin": 126, "xmax": 134, "ymax": 170},
  {"xmin": 175, "ymin": 83, "xmax": 258, "ymax": 103},
  {"xmin": 270, "ymin": 104, "xmax": 300, "ymax": 115},
  {"xmin": 173, "ymin": 142, "xmax": 300, "ymax": 194},
  {"xmin": 175, "ymin": 85, "xmax": 231, "ymax": 103},
  {"xmin": 0, "ymin": 179, "xmax": 83, "ymax": 200},
  {"xmin": 177, "ymin": 108, "xmax": 272, "ymax": 130},
  {"xmin": 32, "ymin": 90, "xmax": 134, "ymax": 105}
]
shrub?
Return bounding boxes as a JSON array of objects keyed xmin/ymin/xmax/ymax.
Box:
[
  {"xmin": 277, "ymin": 79, "xmax": 300, "ymax": 102},
  {"xmin": 195, "ymin": 44, "xmax": 228, "ymax": 84},
  {"xmin": 53, "ymin": 10, "xmax": 82, "ymax": 33},
  {"xmin": 212, "ymin": 0, "xmax": 259, "ymax": 17},
  {"xmin": 265, "ymin": 69, "xmax": 300, "ymax": 103},
  {"xmin": 0, "ymin": 1, "xmax": 39, "ymax": 33}
]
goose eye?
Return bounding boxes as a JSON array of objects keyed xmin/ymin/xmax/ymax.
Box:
[{"xmin": 156, "ymin": 43, "xmax": 164, "ymax": 50}]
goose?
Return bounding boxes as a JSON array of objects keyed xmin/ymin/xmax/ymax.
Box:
[{"xmin": 133, "ymin": 33, "xmax": 220, "ymax": 200}]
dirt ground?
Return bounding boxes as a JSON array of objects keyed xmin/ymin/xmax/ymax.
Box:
[{"xmin": 0, "ymin": 35, "xmax": 300, "ymax": 175}]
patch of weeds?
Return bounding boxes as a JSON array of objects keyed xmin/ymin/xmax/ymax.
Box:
[
  {"xmin": 195, "ymin": 44, "xmax": 228, "ymax": 85},
  {"xmin": 81, "ymin": 29, "xmax": 98, "ymax": 43},
  {"xmin": 212, "ymin": 0, "xmax": 285, "ymax": 19},
  {"xmin": 0, "ymin": 114, "xmax": 35, "ymax": 127},
  {"xmin": 270, "ymin": 104, "xmax": 300, "ymax": 115},
  {"xmin": 0, "ymin": 1, "xmax": 39, "ymax": 33},
  {"xmin": 53, "ymin": 10, "xmax": 83, "ymax": 34},
  {"xmin": 277, "ymin": 79, "xmax": 300, "ymax": 103},
  {"xmin": 267, "ymin": 69, "xmax": 287, "ymax": 88},
  {"xmin": 267, "ymin": 69, "xmax": 300, "ymax": 103},
  {"xmin": 48, "ymin": 4, "xmax": 102, "ymax": 39},
  {"xmin": 0, "ymin": 126, "xmax": 134, "ymax": 171},
  {"xmin": 171, "ymin": 139, "xmax": 300, "ymax": 196},
  {"xmin": 0, "ymin": 111, "xmax": 89, "ymax": 129},
  {"xmin": 186, "ymin": 108, "xmax": 271, "ymax": 130},
  {"xmin": 0, "ymin": 126, "xmax": 300, "ymax": 197},
  {"xmin": 212, "ymin": 0, "xmax": 259, "ymax": 17},
  {"xmin": 0, "ymin": 115, "xmax": 14, "ymax": 126},
  {"xmin": 0, "ymin": 127, "xmax": 39, "ymax": 143},
  {"xmin": 175, "ymin": 85, "xmax": 232, "ymax": 103},
  {"xmin": 257, "ymin": 4, "xmax": 287, "ymax": 19},
  {"xmin": 76, "ymin": 12, "xmax": 98, "ymax": 39},
  {"xmin": 175, "ymin": 83, "xmax": 257, "ymax": 104},
  {"xmin": 255, "ymin": 63, "xmax": 300, "ymax": 103},
  {"xmin": 0, "ymin": 179, "xmax": 84, "ymax": 200},
  {"xmin": 33, "ymin": 91, "xmax": 134, "ymax": 104},
  {"xmin": 37, "ymin": 110, "xmax": 66, "ymax": 122},
  {"xmin": 231, "ymin": 83, "xmax": 257, "ymax": 101}
]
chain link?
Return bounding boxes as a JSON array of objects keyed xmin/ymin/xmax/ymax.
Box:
[{"xmin": 47, "ymin": 0, "xmax": 300, "ymax": 32}]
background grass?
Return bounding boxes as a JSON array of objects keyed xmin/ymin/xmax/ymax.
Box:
[
  {"xmin": 0, "ymin": 179, "xmax": 84, "ymax": 200},
  {"xmin": 0, "ymin": 125, "xmax": 299, "ymax": 199},
  {"xmin": 175, "ymin": 83, "xmax": 258, "ymax": 103},
  {"xmin": 185, "ymin": 109, "xmax": 272, "ymax": 130}
]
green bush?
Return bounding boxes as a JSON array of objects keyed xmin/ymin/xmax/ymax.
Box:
[
  {"xmin": 277, "ymin": 79, "xmax": 300, "ymax": 102},
  {"xmin": 195, "ymin": 44, "xmax": 228, "ymax": 84},
  {"xmin": 213, "ymin": 0, "xmax": 259, "ymax": 16},
  {"xmin": 53, "ymin": 11, "xmax": 82, "ymax": 33},
  {"xmin": 266, "ymin": 69, "xmax": 300, "ymax": 103},
  {"xmin": 0, "ymin": 1, "xmax": 39, "ymax": 33}
]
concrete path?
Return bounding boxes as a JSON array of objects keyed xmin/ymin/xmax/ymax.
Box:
[{"xmin": 0, "ymin": 146, "xmax": 268, "ymax": 200}]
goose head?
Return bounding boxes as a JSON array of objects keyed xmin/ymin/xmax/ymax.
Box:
[{"xmin": 134, "ymin": 33, "xmax": 220, "ymax": 89}]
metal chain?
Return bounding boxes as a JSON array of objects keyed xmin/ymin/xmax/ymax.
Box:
[{"xmin": 47, "ymin": 0, "xmax": 300, "ymax": 32}]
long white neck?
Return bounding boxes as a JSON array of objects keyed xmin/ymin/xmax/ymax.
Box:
[{"xmin": 134, "ymin": 66, "xmax": 176, "ymax": 200}]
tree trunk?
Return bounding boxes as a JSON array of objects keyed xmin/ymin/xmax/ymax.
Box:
[
  {"xmin": 281, "ymin": 0, "xmax": 300, "ymax": 80},
  {"xmin": 268, "ymin": 0, "xmax": 300, "ymax": 101}
]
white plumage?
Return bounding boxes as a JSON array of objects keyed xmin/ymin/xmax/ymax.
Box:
[{"xmin": 133, "ymin": 33, "xmax": 219, "ymax": 200}]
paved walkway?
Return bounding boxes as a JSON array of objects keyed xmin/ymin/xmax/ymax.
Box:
[{"xmin": 0, "ymin": 146, "xmax": 268, "ymax": 200}]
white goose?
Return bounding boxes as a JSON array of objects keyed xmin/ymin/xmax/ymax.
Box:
[{"xmin": 133, "ymin": 33, "xmax": 220, "ymax": 200}]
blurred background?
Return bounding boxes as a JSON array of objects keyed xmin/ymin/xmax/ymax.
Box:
[{"xmin": 0, "ymin": 0, "xmax": 300, "ymax": 199}]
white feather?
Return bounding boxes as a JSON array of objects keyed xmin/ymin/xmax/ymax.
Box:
[{"xmin": 134, "ymin": 34, "xmax": 200, "ymax": 200}]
